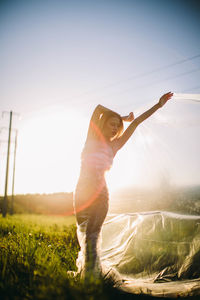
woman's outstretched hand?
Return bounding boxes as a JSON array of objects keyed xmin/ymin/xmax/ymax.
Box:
[
  {"xmin": 122, "ymin": 112, "xmax": 134, "ymax": 122},
  {"xmin": 159, "ymin": 92, "xmax": 173, "ymax": 107}
]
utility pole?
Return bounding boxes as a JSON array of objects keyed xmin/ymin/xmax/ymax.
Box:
[
  {"xmin": 10, "ymin": 130, "xmax": 18, "ymax": 215},
  {"xmin": 2, "ymin": 111, "xmax": 12, "ymax": 217},
  {"xmin": 1, "ymin": 111, "xmax": 20, "ymax": 217},
  {"xmin": 0, "ymin": 139, "xmax": 12, "ymax": 193}
]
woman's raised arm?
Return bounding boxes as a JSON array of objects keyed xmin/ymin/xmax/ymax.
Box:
[
  {"xmin": 86, "ymin": 104, "xmax": 117, "ymax": 141},
  {"xmin": 90, "ymin": 104, "xmax": 114, "ymax": 124},
  {"xmin": 114, "ymin": 92, "xmax": 173, "ymax": 150}
]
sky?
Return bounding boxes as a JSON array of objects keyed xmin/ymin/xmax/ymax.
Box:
[{"xmin": 0, "ymin": 0, "xmax": 200, "ymax": 195}]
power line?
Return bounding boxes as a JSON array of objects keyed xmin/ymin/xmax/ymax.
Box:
[
  {"xmin": 65, "ymin": 53, "xmax": 200, "ymax": 103},
  {"xmin": 115, "ymin": 68, "xmax": 200, "ymax": 109},
  {"xmin": 182, "ymin": 85, "xmax": 200, "ymax": 93},
  {"xmin": 77, "ymin": 67, "xmax": 200, "ymax": 109},
  {"xmin": 119, "ymin": 67, "xmax": 200, "ymax": 97}
]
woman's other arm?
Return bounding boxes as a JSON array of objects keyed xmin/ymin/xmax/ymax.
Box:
[
  {"xmin": 114, "ymin": 92, "xmax": 173, "ymax": 150},
  {"xmin": 121, "ymin": 112, "xmax": 135, "ymax": 122}
]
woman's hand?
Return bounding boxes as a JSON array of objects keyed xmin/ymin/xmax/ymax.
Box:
[
  {"xmin": 122, "ymin": 112, "xmax": 134, "ymax": 122},
  {"xmin": 158, "ymin": 92, "xmax": 173, "ymax": 107}
]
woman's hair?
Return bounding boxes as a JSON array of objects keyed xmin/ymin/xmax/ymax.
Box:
[
  {"xmin": 86, "ymin": 110, "xmax": 124, "ymax": 142},
  {"xmin": 99, "ymin": 110, "xmax": 124, "ymax": 139}
]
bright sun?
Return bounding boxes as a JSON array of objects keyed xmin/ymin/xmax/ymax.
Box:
[{"xmin": 13, "ymin": 107, "xmax": 88, "ymax": 194}]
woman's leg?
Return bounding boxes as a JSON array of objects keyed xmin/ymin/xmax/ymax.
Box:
[
  {"xmin": 74, "ymin": 183, "xmax": 109, "ymax": 278},
  {"xmin": 84, "ymin": 195, "xmax": 108, "ymax": 275}
]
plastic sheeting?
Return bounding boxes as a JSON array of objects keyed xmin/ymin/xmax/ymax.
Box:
[
  {"xmin": 75, "ymin": 93, "xmax": 200, "ymax": 297},
  {"xmin": 101, "ymin": 211, "xmax": 200, "ymax": 298}
]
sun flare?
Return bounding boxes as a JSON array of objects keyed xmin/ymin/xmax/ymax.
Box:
[{"xmin": 10, "ymin": 107, "xmax": 88, "ymax": 194}]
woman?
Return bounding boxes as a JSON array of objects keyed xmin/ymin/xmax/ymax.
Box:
[{"xmin": 74, "ymin": 92, "xmax": 173, "ymax": 280}]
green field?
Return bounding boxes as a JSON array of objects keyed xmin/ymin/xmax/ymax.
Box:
[{"xmin": 0, "ymin": 214, "xmax": 199, "ymax": 300}]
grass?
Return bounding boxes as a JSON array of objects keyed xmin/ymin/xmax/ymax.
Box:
[{"xmin": 0, "ymin": 214, "xmax": 199, "ymax": 300}]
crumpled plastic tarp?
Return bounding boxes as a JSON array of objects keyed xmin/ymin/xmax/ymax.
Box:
[{"xmin": 101, "ymin": 211, "xmax": 200, "ymax": 298}]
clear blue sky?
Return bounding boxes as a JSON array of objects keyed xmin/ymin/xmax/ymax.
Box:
[{"xmin": 0, "ymin": 0, "xmax": 200, "ymax": 194}]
